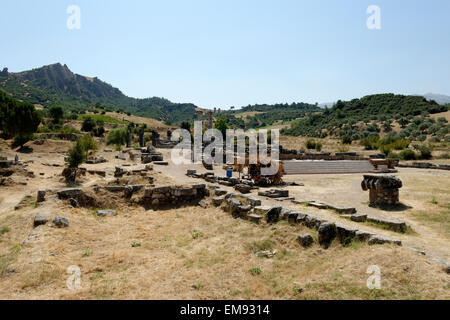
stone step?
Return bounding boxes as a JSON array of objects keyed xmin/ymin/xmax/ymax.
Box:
[{"xmin": 283, "ymin": 160, "xmax": 374, "ymax": 174}]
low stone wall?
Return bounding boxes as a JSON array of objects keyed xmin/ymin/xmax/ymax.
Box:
[
  {"xmin": 397, "ymin": 162, "xmax": 450, "ymax": 171},
  {"xmin": 36, "ymin": 133, "xmax": 80, "ymax": 141},
  {"xmin": 140, "ymin": 184, "xmax": 207, "ymax": 205},
  {"xmin": 212, "ymin": 192, "xmax": 402, "ymax": 247},
  {"xmin": 280, "ymin": 154, "xmax": 368, "ymax": 161}
]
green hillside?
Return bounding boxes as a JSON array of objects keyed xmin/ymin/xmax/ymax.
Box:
[
  {"xmin": 282, "ymin": 94, "xmax": 449, "ymax": 140},
  {"xmin": 0, "ymin": 63, "xmax": 197, "ymax": 124},
  {"xmin": 217, "ymin": 102, "xmax": 321, "ymax": 129}
]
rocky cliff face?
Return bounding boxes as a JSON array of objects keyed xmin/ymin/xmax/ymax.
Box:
[
  {"xmin": 0, "ymin": 63, "xmax": 198, "ymax": 123},
  {"xmin": 4, "ymin": 63, "xmax": 123, "ymax": 99}
]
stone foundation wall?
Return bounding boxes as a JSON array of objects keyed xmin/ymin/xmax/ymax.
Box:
[{"xmin": 140, "ymin": 184, "xmax": 207, "ymax": 205}]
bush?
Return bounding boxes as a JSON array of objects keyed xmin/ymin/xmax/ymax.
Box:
[
  {"xmin": 305, "ymin": 139, "xmax": 317, "ymax": 150},
  {"xmin": 360, "ymin": 135, "xmax": 380, "ymax": 150},
  {"xmin": 399, "ymin": 149, "xmax": 417, "ymax": 160},
  {"xmin": 60, "ymin": 126, "xmax": 80, "ymax": 134},
  {"xmin": 315, "ymin": 142, "xmax": 323, "ymax": 152},
  {"xmin": 429, "ymin": 136, "xmax": 441, "ymax": 143},
  {"xmin": 81, "ymin": 116, "xmax": 96, "ymax": 132},
  {"xmin": 13, "ymin": 134, "xmax": 34, "ymax": 147},
  {"xmin": 379, "ymin": 144, "xmax": 393, "ymax": 156},
  {"xmin": 436, "ymin": 153, "xmax": 450, "ymax": 159},
  {"xmin": 107, "ymin": 127, "xmax": 128, "ymax": 147},
  {"xmin": 49, "ymin": 106, "xmax": 64, "ymax": 124},
  {"xmin": 341, "ymin": 136, "xmax": 352, "ymax": 145},
  {"xmin": 417, "ymin": 135, "xmax": 427, "ymax": 142},
  {"xmin": 78, "ymin": 135, "xmax": 98, "ymax": 153},
  {"xmin": 414, "ymin": 144, "xmax": 433, "ymax": 160},
  {"xmin": 391, "ymin": 139, "xmax": 410, "ymax": 150}
]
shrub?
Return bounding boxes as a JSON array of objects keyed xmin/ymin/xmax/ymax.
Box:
[
  {"xmin": 315, "ymin": 142, "xmax": 323, "ymax": 152},
  {"xmin": 49, "ymin": 106, "xmax": 64, "ymax": 124},
  {"xmin": 305, "ymin": 139, "xmax": 316, "ymax": 150},
  {"xmin": 81, "ymin": 116, "xmax": 96, "ymax": 132},
  {"xmin": 414, "ymin": 144, "xmax": 433, "ymax": 160},
  {"xmin": 393, "ymin": 139, "xmax": 410, "ymax": 150},
  {"xmin": 60, "ymin": 126, "xmax": 80, "ymax": 134},
  {"xmin": 360, "ymin": 135, "xmax": 380, "ymax": 150},
  {"xmin": 399, "ymin": 149, "xmax": 417, "ymax": 160},
  {"xmin": 436, "ymin": 153, "xmax": 450, "ymax": 159},
  {"xmin": 107, "ymin": 127, "xmax": 128, "ymax": 147},
  {"xmin": 379, "ymin": 144, "xmax": 393, "ymax": 156},
  {"xmin": 13, "ymin": 134, "xmax": 34, "ymax": 147},
  {"xmin": 417, "ymin": 135, "xmax": 427, "ymax": 142},
  {"xmin": 341, "ymin": 136, "xmax": 352, "ymax": 145},
  {"xmin": 429, "ymin": 136, "xmax": 441, "ymax": 143},
  {"xmin": 249, "ymin": 267, "xmax": 262, "ymax": 276},
  {"xmin": 78, "ymin": 135, "xmax": 98, "ymax": 153}
]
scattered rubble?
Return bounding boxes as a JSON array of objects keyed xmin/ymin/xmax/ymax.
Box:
[
  {"xmin": 53, "ymin": 216, "xmax": 69, "ymax": 228},
  {"xmin": 97, "ymin": 210, "xmax": 117, "ymax": 217},
  {"xmin": 34, "ymin": 214, "xmax": 50, "ymax": 227}
]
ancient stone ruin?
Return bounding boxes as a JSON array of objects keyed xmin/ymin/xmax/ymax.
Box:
[
  {"xmin": 361, "ymin": 174, "xmax": 403, "ymax": 207},
  {"xmin": 151, "ymin": 130, "xmax": 178, "ymax": 149}
]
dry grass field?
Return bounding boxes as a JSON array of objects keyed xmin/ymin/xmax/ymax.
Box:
[{"xmin": 1, "ymin": 198, "xmax": 448, "ymax": 300}]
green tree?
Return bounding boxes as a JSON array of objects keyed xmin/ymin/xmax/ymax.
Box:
[
  {"xmin": 81, "ymin": 116, "xmax": 96, "ymax": 132},
  {"xmin": 49, "ymin": 106, "xmax": 64, "ymax": 124},
  {"xmin": 1, "ymin": 100, "xmax": 42, "ymax": 147},
  {"xmin": 382, "ymin": 120, "xmax": 392, "ymax": 133},
  {"xmin": 214, "ymin": 118, "xmax": 229, "ymax": 138},
  {"xmin": 66, "ymin": 135, "xmax": 98, "ymax": 183},
  {"xmin": 67, "ymin": 141, "xmax": 86, "ymax": 169},
  {"xmin": 398, "ymin": 117, "xmax": 409, "ymax": 128}
]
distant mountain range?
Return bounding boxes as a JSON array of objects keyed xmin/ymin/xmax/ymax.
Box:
[{"xmin": 422, "ymin": 93, "xmax": 450, "ymax": 105}]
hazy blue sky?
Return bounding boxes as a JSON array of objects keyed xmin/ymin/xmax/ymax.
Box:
[{"xmin": 1, "ymin": 0, "xmax": 449, "ymax": 108}]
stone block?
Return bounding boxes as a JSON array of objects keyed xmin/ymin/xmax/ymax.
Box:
[
  {"xmin": 318, "ymin": 222, "xmax": 337, "ymax": 249},
  {"xmin": 97, "ymin": 210, "xmax": 117, "ymax": 217},
  {"xmin": 297, "ymin": 234, "xmax": 314, "ymax": 248}
]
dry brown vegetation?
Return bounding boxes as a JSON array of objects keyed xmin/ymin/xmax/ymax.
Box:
[{"xmin": 1, "ymin": 202, "xmax": 448, "ymax": 300}]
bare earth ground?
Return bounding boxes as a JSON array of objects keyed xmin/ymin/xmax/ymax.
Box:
[{"xmin": 0, "ymin": 140, "xmax": 449, "ymax": 300}]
